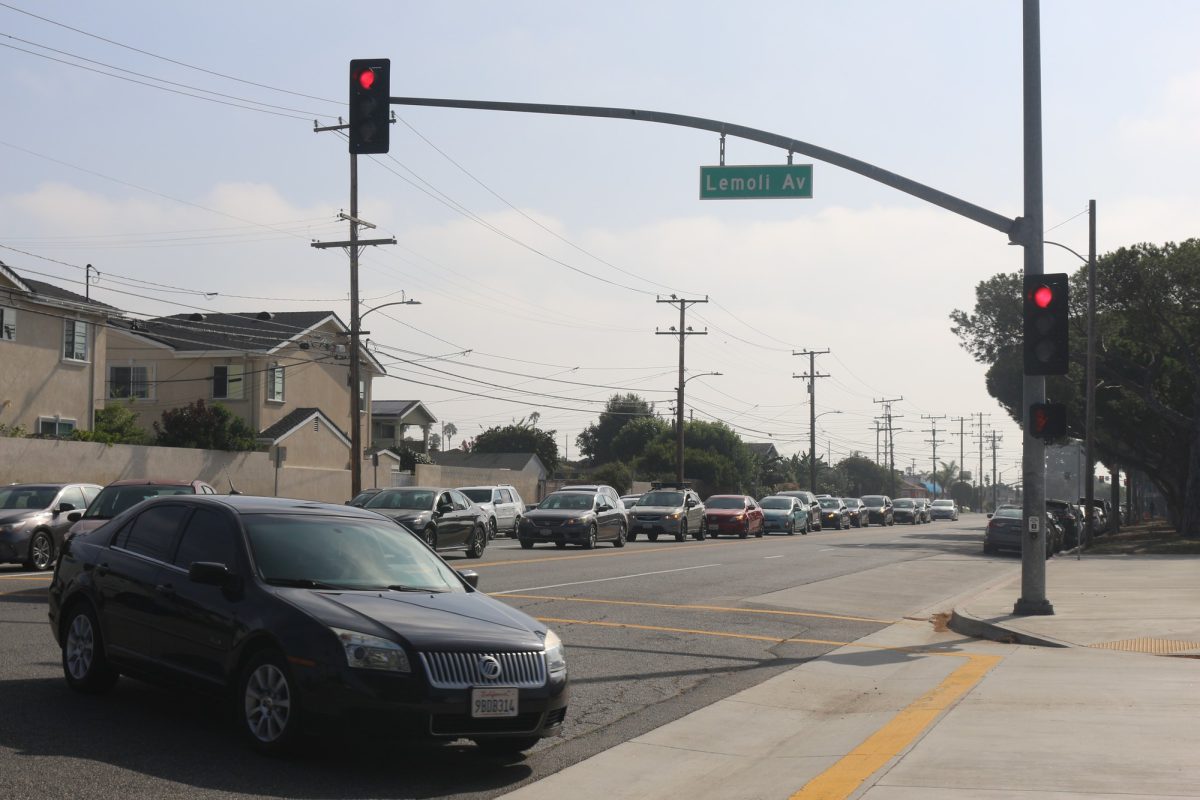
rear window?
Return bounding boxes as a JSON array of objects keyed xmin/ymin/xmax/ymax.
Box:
[
  {"xmin": 640, "ymin": 491, "xmax": 684, "ymax": 507},
  {"xmin": 862, "ymin": 496, "xmax": 885, "ymax": 506},
  {"xmin": 932, "ymin": 500, "xmax": 954, "ymax": 507},
  {"xmin": 84, "ymin": 485, "xmax": 195, "ymax": 519},
  {"xmin": 995, "ymin": 507, "xmax": 1022, "ymax": 519},
  {"xmin": 760, "ymin": 498, "xmax": 792, "ymax": 510},
  {"xmin": 819, "ymin": 498, "xmax": 841, "ymax": 509}
]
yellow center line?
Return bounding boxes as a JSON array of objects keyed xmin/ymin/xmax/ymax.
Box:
[
  {"xmin": 790, "ymin": 653, "xmax": 1001, "ymax": 799},
  {"xmin": 0, "ymin": 575, "xmax": 54, "ymax": 581},
  {"xmin": 508, "ymin": 594, "xmax": 894, "ymax": 624},
  {"xmin": 470, "ymin": 535, "xmax": 783, "ymax": 568}
]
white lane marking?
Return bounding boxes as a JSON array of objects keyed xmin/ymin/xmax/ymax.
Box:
[
  {"xmin": 0, "ymin": 571, "xmax": 52, "ymax": 579},
  {"xmin": 764, "ymin": 555, "xmax": 783, "ymax": 559},
  {"xmin": 819, "ymin": 548, "xmax": 837, "ymax": 552},
  {"xmin": 493, "ymin": 564, "xmax": 721, "ymax": 595}
]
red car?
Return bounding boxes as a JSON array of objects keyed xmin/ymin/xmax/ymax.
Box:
[{"xmin": 704, "ymin": 495, "xmax": 764, "ymax": 539}]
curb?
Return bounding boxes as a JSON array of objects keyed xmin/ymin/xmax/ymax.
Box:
[{"xmin": 948, "ymin": 607, "xmax": 1073, "ymax": 648}]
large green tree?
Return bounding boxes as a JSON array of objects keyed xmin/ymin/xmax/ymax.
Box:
[
  {"xmin": 154, "ymin": 400, "xmax": 258, "ymax": 451},
  {"xmin": 576, "ymin": 394, "xmax": 656, "ymax": 464},
  {"xmin": 473, "ymin": 419, "xmax": 560, "ymax": 474},
  {"xmin": 633, "ymin": 420, "xmax": 753, "ymax": 496},
  {"xmin": 950, "ymin": 240, "xmax": 1200, "ymax": 535}
]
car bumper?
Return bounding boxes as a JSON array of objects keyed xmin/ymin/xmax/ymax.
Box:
[
  {"xmin": 293, "ymin": 662, "xmax": 570, "ymax": 740},
  {"xmin": 518, "ymin": 525, "xmax": 591, "ymax": 544},
  {"xmin": 705, "ymin": 518, "xmax": 746, "ymax": 534},
  {"xmin": 0, "ymin": 534, "xmax": 30, "ymax": 563},
  {"xmin": 630, "ymin": 518, "xmax": 680, "ymax": 534},
  {"xmin": 894, "ymin": 512, "xmax": 916, "ymax": 522},
  {"xmin": 761, "ymin": 516, "xmax": 792, "ymax": 531}
]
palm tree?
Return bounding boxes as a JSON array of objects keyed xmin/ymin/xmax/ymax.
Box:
[
  {"xmin": 441, "ymin": 421, "xmax": 458, "ymax": 452},
  {"xmin": 935, "ymin": 460, "xmax": 959, "ymax": 498}
]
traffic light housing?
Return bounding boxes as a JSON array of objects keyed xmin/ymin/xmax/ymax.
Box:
[
  {"xmin": 349, "ymin": 59, "xmax": 390, "ymax": 154},
  {"xmin": 1029, "ymin": 402, "xmax": 1067, "ymax": 440},
  {"xmin": 1023, "ymin": 272, "xmax": 1069, "ymax": 375}
]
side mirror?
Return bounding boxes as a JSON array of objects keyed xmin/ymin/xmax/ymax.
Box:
[
  {"xmin": 436, "ymin": 503, "xmax": 453, "ymax": 515},
  {"xmin": 987, "ymin": 513, "xmax": 993, "ymax": 519},
  {"xmin": 685, "ymin": 498, "xmax": 697, "ymax": 508},
  {"xmin": 55, "ymin": 502, "xmax": 76, "ymax": 515},
  {"xmin": 458, "ymin": 569, "xmax": 480, "ymax": 589},
  {"xmin": 189, "ymin": 561, "xmax": 234, "ymax": 588},
  {"xmin": 597, "ymin": 503, "xmax": 612, "ymax": 512},
  {"xmin": 67, "ymin": 511, "xmax": 83, "ymax": 523}
]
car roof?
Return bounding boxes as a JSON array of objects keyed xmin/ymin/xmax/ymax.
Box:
[
  {"xmin": 139, "ymin": 494, "xmax": 384, "ymax": 519},
  {"xmin": 105, "ymin": 478, "xmax": 206, "ymax": 487},
  {"xmin": 3, "ymin": 483, "xmax": 99, "ymax": 490},
  {"xmin": 458, "ymin": 484, "xmax": 513, "ymax": 490}
]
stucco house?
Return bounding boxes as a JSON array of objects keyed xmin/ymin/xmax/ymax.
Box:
[
  {"xmin": 371, "ymin": 399, "xmax": 438, "ymax": 454},
  {"xmin": 105, "ymin": 310, "xmax": 385, "ymax": 469},
  {"xmin": 0, "ymin": 262, "xmax": 116, "ymax": 436}
]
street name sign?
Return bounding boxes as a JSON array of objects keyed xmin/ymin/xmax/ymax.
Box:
[{"xmin": 699, "ymin": 164, "xmax": 813, "ymax": 199}]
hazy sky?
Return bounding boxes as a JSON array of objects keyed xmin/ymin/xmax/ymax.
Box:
[{"xmin": 4, "ymin": 1, "xmax": 1198, "ymax": 480}]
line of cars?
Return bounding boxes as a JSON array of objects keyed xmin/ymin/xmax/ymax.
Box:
[{"xmin": 983, "ymin": 497, "xmax": 1113, "ymax": 557}]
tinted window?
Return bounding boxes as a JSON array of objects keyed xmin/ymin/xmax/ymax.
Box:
[
  {"xmin": 760, "ymin": 497, "xmax": 791, "ymax": 509},
  {"xmin": 461, "ymin": 489, "xmax": 493, "ymax": 504},
  {"xmin": 123, "ymin": 505, "xmax": 189, "ymax": 562},
  {"xmin": 450, "ymin": 491, "xmax": 471, "ymax": 511},
  {"xmin": 173, "ymin": 508, "xmax": 239, "ymax": 569},
  {"xmin": 0, "ymin": 486, "xmax": 58, "ymax": 510},
  {"xmin": 82, "ymin": 486, "xmax": 100, "ymax": 505},
  {"xmin": 84, "ymin": 485, "xmax": 195, "ymax": 519},
  {"xmin": 862, "ymin": 496, "xmax": 886, "ymax": 506},
  {"xmin": 706, "ymin": 496, "xmax": 744, "ymax": 509},
  {"xmin": 539, "ymin": 493, "xmax": 595, "ymax": 510},
  {"xmin": 894, "ymin": 499, "xmax": 915, "ymax": 508},
  {"xmin": 365, "ymin": 489, "xmax": 436, "ymax": 510}
]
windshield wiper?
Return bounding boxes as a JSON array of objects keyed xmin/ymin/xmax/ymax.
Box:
[
  {"xmin": 387, "ymin": 584, "xmax": 443, "ymax": 593},
  {"xmin": 265, "ymin": 577, "xmax": 353, "ymax": 590}
]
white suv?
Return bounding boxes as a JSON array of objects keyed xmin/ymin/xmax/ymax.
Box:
[{"xmin": 458, "ymin": 484, "xmax": 526, "ymax": 538}]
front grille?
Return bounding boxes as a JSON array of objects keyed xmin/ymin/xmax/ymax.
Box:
[
  {"xmin": 419, "ymin": 651, "xmax": 547, "ymax": 689},
  {"xmin": 635, "ymin": 514, "xmax": 660, "ymax": 521}
]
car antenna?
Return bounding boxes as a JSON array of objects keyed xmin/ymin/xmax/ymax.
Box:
[{"xmin": 228, "ymin": 479, "xmax": 242, "ymax": 496}]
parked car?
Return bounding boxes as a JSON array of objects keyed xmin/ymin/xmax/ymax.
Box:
[
  {"xmin": 619, "ymin": 494, "xmax": 643, "ymax": 511},
  {"xmin": 0, "ymin": 483, "xmax": 102, "ymax": 571},
  {"xmin": 516, "ymin": 490, "xmax": 627, "ymax": 549},
  {"xmin": 984, "ymin": 505, "xmax": 1053, "ymax": 558},
  {"xmin": 346, "ymin": 488, "xmax": 383, "ymax": 508},
  {"xmin": 365, "ymin": 487, "xmax": 489, "ymax": 558},
  {"xmin": 1080, "ymin": 497, "xmax": 1116, "ymax": 534},
  {"xmin": 67, "ymin": 479, "xmax": 217, "ymax": 540},
  {"xmin": 759, "ymin": 495, "xmax": 809, "ymax": 535},
  {"xmin": 48, "ymin": 495, "xmax": 568, "ymax": 755},
  {"xmin": 916, "ymin": 498, "xmax": 932, "ymax": 523},
  {"xmin": 458, "ymin": 484, "xmax": 526, "ymax": 539},
  {"xmin": 842, "ymin": 498, "xmax": 868, "ymax": 528},
  {"xmin": 560, "ymin": 484, "xmax": 623, "ymax": 509},
  {"xmin": 627, "ymin": 487, "xmax": 705, "ymax": 542},
  {"xmin": 861, "ymin": 495, "xmax": 894, "ymax": 526},
  {"xmin": 893, "ymin": 498, "xmax": 921, "ymax": 525},
  {"xmin": 704, "ymin": 495, "xmax": 764, "ymax": 539},
  {"xmin": 1046, "ymin": 499, "xmax": 1079, "ymax": 548},
  {"xmin": 930, "ymin": 499, "xmax": 959, "ymax": 521},
  {"xmin": 775, "ymin": 490, "xmax": 822, "ymax": 531},
  {"xmin": 817, "ymin": 497, "xmax": 851, "ymax": 530}
]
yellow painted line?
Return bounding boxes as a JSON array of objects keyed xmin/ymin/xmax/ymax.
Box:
[
  {"xmin": 0, "ymin": 575, "xmax": 54, "ymax": 581},
  {"xmin": 508, "ymin": 594, "xmax": 894, "ymax": 624},
  {"xmin": 471, "ymin": 535, "xmax": 781, "ymax": 569},
  {"xmin": 790, "ymin": 653, "xmax": 1001, "ymax": 799}
]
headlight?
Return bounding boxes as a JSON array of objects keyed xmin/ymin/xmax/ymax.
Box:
[
  {"xmin": 733, "ymin": 513, "xmax": 745, "ymax": 521},
  {"xmin": 543, "ymin": 628, "xmax": 566, "ymax": 675},
  {"xmin": 332, "ymin": 628, "xmax": 411, "ymax": 673},
  {"xmin": 663, "ymin": 512, "xmax": 680, "ymax": 520}
]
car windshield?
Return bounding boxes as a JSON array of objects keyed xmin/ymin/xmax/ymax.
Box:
[
  {"xmin": 932, "ymin": 500, "xmax": 954, "ymax": 507},
  {"xmin": 245, "ymin": 514, "xmax": 464, "ymax": 592},
  {"xmin": 460, "ymin": 489, "xmax": 494, "ymax": 504},
  {"xmin": 819, "ymin": 498, "xmax": 841, "ymax": 509},
  {"xmin": 640, "ymin": 491, "xmax": 684, "ymax": 507},
  {"xmin": 894, "ymin": 499, "xmax": 915, "ymax": 508},
  {"xmin": 995, "ymin": 507, "xmax": 1022, "ymax": 519},
  {"xmin": 862, "ymin": 496, "xmax": 885, "ymax": 507},
  {"xmin": 760, "ymin": 497, "xmax": 792, "ymax": 510},
  {"xmin": 843, "ymin": 499, "xmax": 861, "ymax": 507},
  {"xmin": 83, "ymin": 485, "xmax": 194, "ymax": 519},
  {"xmin": 706, "ymin": 496, "xmax": 745, "ymax": 509},
  {"xmin": 348, "ymin": 490, "xmax": 379, "ymax": 506},
  {"xmin": 365, "ymin": 489, "xmax": 436, "ymax": 511},
  {"xmin": 0, "ymin": 486, "xmax": 58, "ymax": 510},
  {"xmin": 539, "ymin": 493, "xmax": 596, "ymax": 510}
]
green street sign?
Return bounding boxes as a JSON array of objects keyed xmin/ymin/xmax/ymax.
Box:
[{"xmin": 700, "ymin": 164, "xmax": 813, "ymax": 199}]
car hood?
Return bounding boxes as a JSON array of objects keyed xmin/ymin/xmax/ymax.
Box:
[
  {"xmin": 524, "ymin": 509, "xmax": 593, "ymax": 523},
  {"xmin": 631, "ymin": 505, "xmax": 685, "ymax": 515},
  {"xmin": 286, "ymin": 588, "xmax": 545, "ymax": 651},
  {"xmin": 0, "ymin": 510, "xmax": 42, "ymax": 526},
  {"xmin": 705, "ymin": 508, "xmax": 745, "ymax": 517}
]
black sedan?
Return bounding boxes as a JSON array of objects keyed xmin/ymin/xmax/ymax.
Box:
[
  {"xmin": 365, "ymin": 487, "xmax": 489, "ymax": 558},
  {"xmin": 892, "ymin": 498, "xmax": 921, "ymax": 524},
  {"xmin": 48, "ymin": 495, "xmax": 568, "ymax": 755},
  {"xmin": 516, "ymin": 491, "xmax": 627, "ymax": 549},
  {"xmin": 817, "ymin": 497, "xmax": 851, "ymax": 530},
  {"xmin": 842, "ymin": 498, "xmax": 868, "ymax": 528}
]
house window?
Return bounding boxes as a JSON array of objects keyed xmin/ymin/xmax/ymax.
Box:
[
  {"xmin": 213, "ymin": 364, "xmax": 244, "ymax": 400},
  {"xmin": 267, "ymin": 364, "xmax": 284, "ymax": 402},
  {"xmin": 380, "ymin": 423, "xmax": 396, "ymax": 439},
  {"xmin": 109, "ymin": 365, "xmax": 151, "ymax": 399},
  {"xmin": 37, "ymin": 417, "xmax": 76, "ymax": 437},
  {"xmin": 359, "ymin": 380, "xmax": 366, "ymax": 412},
  {"xmin": 0, "ymin": 306, "xmax": 15, "ymax": 341},
  {"xmin": 63, "ymin": 320, "xmax": 88, "ymax": 361}
]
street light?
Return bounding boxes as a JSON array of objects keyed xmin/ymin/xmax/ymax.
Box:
[
  {"xmin": 674, "ymin": 371, "xmax": 722, "ymax": 483},
  {"xmin": 810, "ymin": 409, "xmax": 843, "ymax": 491}
]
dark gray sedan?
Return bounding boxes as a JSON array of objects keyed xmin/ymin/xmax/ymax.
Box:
[{"xmin": 0, "ymin": 483, "xmax": 101, "ymax": 570}]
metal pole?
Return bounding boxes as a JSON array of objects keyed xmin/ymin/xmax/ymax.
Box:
[
  {"xmin": 1084, "ymin": 198, "xmax": 1097, "ymax": 548},
  {"xmin": 676, "ymin": 301, "xmax": 686, "ymax": 484},
  {"xmin": 809, "ymin": 353, "xmax": 817, "ymax": 492},
  {"xmin": 349, "ymin": 153, "xmax": 363, "ymax": 497}
]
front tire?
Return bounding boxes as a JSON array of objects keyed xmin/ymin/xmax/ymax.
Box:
[
  {"xmin": 519, "ymin": 539, "xmax": 534, "ymax": 550},
  {"xmin": 676, "ymin": 520, "xmax": 687, "ymax": 543},
  {"xmin": 466, "ymin": 524, "xmax": 487, "ymax": 558},
  {"xmin": 487, "ymin": 517, "xmax": 498, "ymax": 540},
  {"xmin": 26, "ymin": 530, "xmax": 55, "ymax": 572},
  {"xmin": 613, "ymin": 525, "xmax": 626, "ymax": 548},
  {"xmin": 62, "ymin": 603, "xmax": 118, "ymax": 694},
  {"xmin": 240, "ymin": 650, "xmax": 301, "ymax": 755},
  {"xmin": 786, "ymin": 519, "xmax": 795, "ymax": 536},
  {"xmin": 583, "ymin": 525, "xmax": 597, "ymax": 550},
  {"xmin": 423, "ymin": 526, "xmax": 437, "ymax": 550},
  {"xmin": 648, "ymin": 532, "xmax": 659, "ymax": 542}
]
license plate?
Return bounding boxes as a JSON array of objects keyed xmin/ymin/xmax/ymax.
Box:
[{"xmin": 471, "ymin": 687, "xmax": 518, "ymax": 718}]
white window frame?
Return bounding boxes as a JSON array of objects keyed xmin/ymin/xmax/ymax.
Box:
[
  {"xmin": 0, "ymin": 306, "xmax": 15, "ymax": 341},
  {"xmin": 266, "ymin": 363, "xmax": 285, "ymax": 402},
  {"xmin": 37, "ymin": 416, "xmax": 76, "ymax": 437},
  {"xmin": 213, "ymin": 364, "xmax": 245, "ymax": 400},
  {"xmin": 63, "ymin": 319, "xmax": 89, "ymax": 362},
  {"xmin": 109, "ymin": 364, "xmax": 153, "ymax": 400}
]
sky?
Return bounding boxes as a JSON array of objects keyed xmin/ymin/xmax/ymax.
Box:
[{"xmin": 4, "ymin": 1, "xmax": 1199, "ymax": 483}]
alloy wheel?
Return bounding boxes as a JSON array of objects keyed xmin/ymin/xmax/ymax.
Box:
[
  {"xmin": 30, "ymin": 532, "xmax": 54, "ymax": 571},
  {"xmin": 65, "ymin": 613, "xmax": 95, "ymax": 681},
  {"xmin": 244, "ymin": 663, "xmax": 291, "ymax": 743}
]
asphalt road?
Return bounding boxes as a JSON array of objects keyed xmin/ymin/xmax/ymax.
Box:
[{"xmin": 0, "ymin": 514, "xmax": 1014, "ymax": 800}]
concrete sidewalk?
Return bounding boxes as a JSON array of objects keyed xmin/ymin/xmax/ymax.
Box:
[{"xmin": 501, "ymin": 555, "xmax": 1200, "ymax": 800}]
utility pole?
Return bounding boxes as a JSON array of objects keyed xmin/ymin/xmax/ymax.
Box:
[
  {"xmin": 794, "ymin": 349, "xmax": 830, "ymax": 492},
  {"xmin": 656, "ymin": 296, "xmax": 708, "ymax": 484},
  {"xmin": 873, "ymin": 420, "xmax": 881, "ymax": 464},
  {"xmin": 975, "ymin": 412, "xmax": 990, "ymax": 512},
  {"xmin": 951, "ymin": 415, "xmax": 970, "ymax": 500},
  {"xmin": 922, "ymin": 414, "xmax": 946, "ymax": 498},
  {"xmin": 311, "ymin": 125, "xmax": 397, "ymax": 496},
  {"xmin": 1083, "ymin": 198, "xmax": 1097, "ymax": 548},
  {"xmin": 874, "ymin": 397, "xmax": 903, "ymax": 497},
  {"xmin": 990, "ymin": 430, "xmax": 1003, "ymax": 512}
]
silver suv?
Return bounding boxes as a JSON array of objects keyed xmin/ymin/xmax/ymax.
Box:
[
  {"xmin": 627, "ymin": 486, "xmax": 706, "ymax": 542},
  {"xmin": 458, "ymin": 484, "xmax": 526, "ymax": 538}
]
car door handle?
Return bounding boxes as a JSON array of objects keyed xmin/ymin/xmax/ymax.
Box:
[
  {"xmin": 155, "ymin": 583, "xmax": 175, "ymax": 596},
  {"xmin": 96, "ymin": 562, "xmax": 110, "ymax": 577}
]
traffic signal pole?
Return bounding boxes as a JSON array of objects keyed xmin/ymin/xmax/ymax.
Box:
[{"xmin": 1015, "ymin": 0, "xmax": 1053, "ymax": 615}]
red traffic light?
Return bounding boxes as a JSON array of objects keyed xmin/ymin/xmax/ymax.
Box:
[
  {"xmin": 357, "ymin": 68, "xmax": 375, "ymax": 91},
  {"xmin": 1033, "ymin": 285, "xmax": 1053, "ymax": 308}
]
